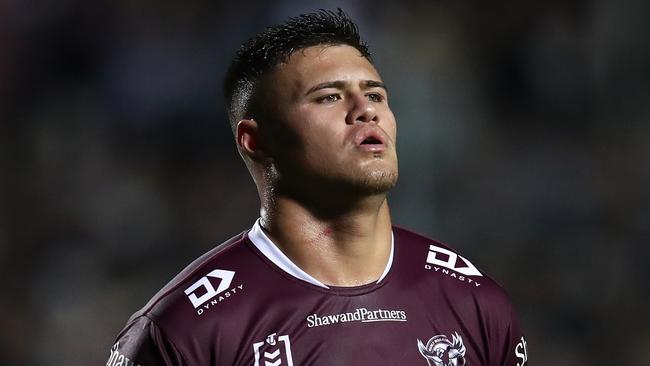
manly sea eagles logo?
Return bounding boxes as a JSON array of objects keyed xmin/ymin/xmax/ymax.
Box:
[{"xmin": 417, "ymin": 332, "xmax": 467, "ymax": 366}]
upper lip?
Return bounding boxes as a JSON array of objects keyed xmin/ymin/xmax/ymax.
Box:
[{"xmin": 353, "ymin": 127, "xmax": 387, "ymax": 147}]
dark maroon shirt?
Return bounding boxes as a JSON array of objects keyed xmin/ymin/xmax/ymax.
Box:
[{"xmin": 107, "ymin": 222, "xmax": 528, "ymax": 366}]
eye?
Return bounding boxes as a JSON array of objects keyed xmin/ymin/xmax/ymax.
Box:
[
  {"xmin": 318, "ymin": 94, "xmax": 341, "ymax": 103},
  {"xmin": 367, "ymin": 92, "xmax": 385, "ymax": 102}
]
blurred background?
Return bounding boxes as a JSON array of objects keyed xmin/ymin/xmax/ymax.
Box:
[{"xmin": 1, "ymin": 0, "xmax": 648, "ymax": 364}]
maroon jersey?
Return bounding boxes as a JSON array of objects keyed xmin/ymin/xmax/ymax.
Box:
[{"xmin": 107, "ymin": 221, "xmax": 528, "ymax": 366}]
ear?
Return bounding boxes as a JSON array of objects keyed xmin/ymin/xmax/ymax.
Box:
[{"xmin": 236, "ymin": 119, "xmax": 269, "ymax": 161}]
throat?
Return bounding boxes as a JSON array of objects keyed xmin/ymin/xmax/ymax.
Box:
[{"xmin": 259, "ymin": 199, "xmax": 394, "ymax": 287}]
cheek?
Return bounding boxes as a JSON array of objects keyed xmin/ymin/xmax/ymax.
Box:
[
  {"xmin": 300, "ymin": 126, "xmax": 345, "ymax": 154},
  {"xmin": 295, "ymin": 109, "xmax": 347, "ymax": 145},
  {"xmin": 265, "ymin": 108, "xmax": 306, "ymax": 149},
  {"xmin": 383, "ymin": 110, "xmax": 398, "ymax": 140}
]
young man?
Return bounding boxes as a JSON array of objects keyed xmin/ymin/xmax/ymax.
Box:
[{"xmin": 107, "ymin": 10, "xmax": 528, "ymax": 366}]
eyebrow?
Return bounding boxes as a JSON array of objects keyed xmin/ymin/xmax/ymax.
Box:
[{"xmin": 305, "ymin": 80, "xmax": 388, "ymax": 95}]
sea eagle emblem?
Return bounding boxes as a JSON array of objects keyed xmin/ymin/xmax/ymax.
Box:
[{"xmin": 417, "ymin": 331, "xmax": 467, "ymax": 366}]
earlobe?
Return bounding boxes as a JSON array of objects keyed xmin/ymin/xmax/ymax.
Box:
[{"xmin": 236, "ymin": 119, "xmax": 268, "ymax": 161}]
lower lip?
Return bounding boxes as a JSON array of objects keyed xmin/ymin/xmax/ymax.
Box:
[{"xmin": 356, "ymin": 144, "xmax": 386, "ymax": 152}]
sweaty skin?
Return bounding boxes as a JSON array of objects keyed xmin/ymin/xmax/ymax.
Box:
[{"xmin": 236, "ymin": 45, "xmax": 398, "ymax": 286}]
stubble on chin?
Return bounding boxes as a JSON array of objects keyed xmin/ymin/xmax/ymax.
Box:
[{"xmin": 354, "ymin": 169, "xmax": 399, "ymax": 195}]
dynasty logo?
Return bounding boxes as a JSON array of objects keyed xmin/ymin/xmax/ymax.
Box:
[
  {"xmin": 417, "ymin": 332, "xmax": 467, "ymax": 366},
  {"xmin": 184, "ymin": 268, "xmax": 244, "ymax": 315},
  {"xmin": 424, "ymin": 244, "xmax": 482, "ymax": 287}
]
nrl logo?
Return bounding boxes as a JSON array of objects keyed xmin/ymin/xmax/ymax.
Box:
[
  {"xmin": 253, "ymin": 332, "xmax": 294, "ymax": 366},
  {"xmin": 417, "ymin": 332, "xmax": 467, "ymax": 366}
]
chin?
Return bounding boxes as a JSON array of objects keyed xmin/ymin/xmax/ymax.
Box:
[{"xmin": 355, "ymin": 169, "xmax": 399, "ymax": 195}]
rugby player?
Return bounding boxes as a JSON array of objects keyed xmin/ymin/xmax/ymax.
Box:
[{"xmin": 107, "ymin": 9, "xmax": 528, "ymax": 366}]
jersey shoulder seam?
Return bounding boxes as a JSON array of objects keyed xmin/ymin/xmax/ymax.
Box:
[
  {"xmin": 141, "ymin": 314, "xmax": 192, "ymax": 366},
  {"xmin": 392, "ymin": 224, "xmax": 452, "ymax": 250},
  {"xmin": 133, "ymin": 230, "xmax": 249, "ymax": 319}
]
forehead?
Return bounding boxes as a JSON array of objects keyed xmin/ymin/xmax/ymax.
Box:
[{"xmin": 269, "ymin": 44, "xmax": 381, "ymax": 93}]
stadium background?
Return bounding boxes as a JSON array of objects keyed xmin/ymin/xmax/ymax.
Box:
[{"xmin": 1, "ymin": 0, "xmax": 648, "ymax": 364}]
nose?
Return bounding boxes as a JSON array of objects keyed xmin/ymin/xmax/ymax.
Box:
[{"xmin": 345, "ymin": 94, "xmax": 378, "ymax": 125}]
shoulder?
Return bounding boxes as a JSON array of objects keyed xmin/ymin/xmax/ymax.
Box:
[
  {"xmin": 109, "ymin": 315, "xmax": 187, "ymax": 366},
  {"xmin": 392, "ymin": 225, "xmax": 476, "ymax": 269},
  {"xmin": 110, "ymin": 228, "xmax": 281, "ymax": 364},
  {"xmin": 129, "ymin": 230, "xmax": 255, "ymax": 326},
  {"xmin": 392, "ymin": 225, "xmax": 518, "ymax": 332},
  {"xmin": 392, "ymin": 225, "xmax": 465, "ymax": 258},
  {"xmin": 392, "ymin": 225, "xmax": 512, "ymax": 304}
]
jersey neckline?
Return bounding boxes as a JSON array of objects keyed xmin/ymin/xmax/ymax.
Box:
[{"xmin": 247, "ymin": 218, "xmax": 394, "ymax": 291}]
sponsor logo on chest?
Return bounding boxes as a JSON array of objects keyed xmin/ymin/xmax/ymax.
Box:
[{"xmin": 306, "ymin": 307, "xmax": 407, "ymax": 328}]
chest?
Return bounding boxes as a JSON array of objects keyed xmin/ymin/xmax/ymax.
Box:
[{"xmin": 196, "ymin": 288, "xmax": 489, "ymax": 366}]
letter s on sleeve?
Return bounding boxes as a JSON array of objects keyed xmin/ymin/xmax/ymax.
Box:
[{"xmin": 514, "ymin": 336, "xmax": 528, "ymax": 366}]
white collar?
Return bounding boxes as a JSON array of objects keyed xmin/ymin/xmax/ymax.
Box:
[{"xmin": 247, "ymin": 218, "xmax": 394, "ymax": 289}]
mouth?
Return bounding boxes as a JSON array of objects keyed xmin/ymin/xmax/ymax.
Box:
[
  {"xmin": 360, "ymin": 136, "xmax": 382, "ymax": 145},
  {"xmin": 354, "ymin": 129, "xmax": 387, "ymax": 152}
]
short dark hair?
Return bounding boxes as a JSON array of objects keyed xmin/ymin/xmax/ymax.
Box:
[{"xmin": 223, "ymin": 9, "xmax": 372, "ymax": 131}]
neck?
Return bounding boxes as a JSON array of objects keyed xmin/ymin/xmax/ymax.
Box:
[{"xmin": 259, "ymin": 192, "xmax": 393, "ymax": 287}]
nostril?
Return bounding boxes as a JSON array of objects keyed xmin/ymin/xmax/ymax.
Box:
[{"xmin": 356, "ymin": 114, "xmax": 377, "ymax": 123}]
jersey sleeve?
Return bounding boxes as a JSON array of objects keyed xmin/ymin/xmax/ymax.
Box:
[
  {"xmin": 498, "ymin": 304, "xmax": 529, "ymax": 366},
  {"xmin": 106, "ymin": 316, "xmax": 188, "ymax": 366}
]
